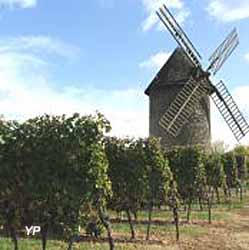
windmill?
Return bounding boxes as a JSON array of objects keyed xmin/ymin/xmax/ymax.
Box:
[{"xmin": 154, "ymin": 4, "xmax": 249, "ymax": 143}]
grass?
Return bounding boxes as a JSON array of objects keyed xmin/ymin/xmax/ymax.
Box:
[
  {"xmin": 112, "ymin": 219, "xmax": 208, "ymax": 237},
  {"xmin": 0, "ymin": 238, "xmax": 117, "ymax": 250},
  {"xmin": 0, "ymin": 220, "xmax": 210, "ymax": 250},
  {"xmin": 0, "ymin": 238, "xmax": 67, "ymax": 250},
  {"xmin": 112, "ymin": 207, "xmax": 230, "ymax": 223},
  {"xmin": 0, "ymin": 239, "xmax": 177, "ymax": 250}
]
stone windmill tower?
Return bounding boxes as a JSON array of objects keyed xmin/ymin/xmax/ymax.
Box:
[
  {"xmin": 144, "ymin": 4, "xmax": 249, "ymax": 150},
  {"xmin": 145, "ymin": 47, "xmax": 211, "ymax": 149}
]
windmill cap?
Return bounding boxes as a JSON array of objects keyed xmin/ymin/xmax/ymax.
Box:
[{"xmin": 144, "ymin": 47, "xmax": 196, "ymax": 96}]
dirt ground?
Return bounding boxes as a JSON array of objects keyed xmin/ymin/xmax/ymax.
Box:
[{"xmin": 167, "ymin": 207, "xmax": 249, "ymax": 250}]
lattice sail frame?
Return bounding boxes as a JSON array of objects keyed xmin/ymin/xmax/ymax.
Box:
[
  {"xmin": 207, "ymin": 28, "xmax": 239, "ymax": 75},
  {"xmin": 156, "ymin": 4, "xmax": 202, "ymax": 68},
  {"xmin": 211, "ymin": 81, "xmax": 249, "ymax": 142},
  {"xmin": 159, "ymin": 77, "xmax": 211, "ymax": 137}
]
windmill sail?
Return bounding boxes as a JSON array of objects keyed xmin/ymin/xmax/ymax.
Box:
[
  {"xmin": 159, "ymin": 77, "xmax": 211, "ymax": 137},
  {"xmin": 156, "ymin": 5, "xmax": 202, "ymax": 68},
  {"xmin": 211, "ymin": 80, "xmax": 249, "ymax": 141},
  {"xmin": 208, "ymin": 28, "xmax": 239, "ymax": 75}
]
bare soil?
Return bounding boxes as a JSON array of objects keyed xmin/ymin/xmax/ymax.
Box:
[{"xmin": 167, "ymin": 208, "xmax": 249, "ymax": 250}]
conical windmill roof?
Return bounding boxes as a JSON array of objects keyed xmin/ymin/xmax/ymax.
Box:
[{"xmin": 144, "ymin": 47, "xmax": 195, "ymax": 96}]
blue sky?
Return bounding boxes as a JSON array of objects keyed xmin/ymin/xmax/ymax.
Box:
[{"xmin": 0, "ymin": 0, "xmax": 248, "ymax": 147}]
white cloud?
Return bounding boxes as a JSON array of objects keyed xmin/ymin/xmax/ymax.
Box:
[
  {"xmin": 0, "ymin": 0, "xmax": 36, "ymax": 8},
  {"xmin": 175, "ymin": 8, "xmax": 190, "ymax": 24},
  {"xmin": 140, "ymin": 51, "xmax": 171, "ymax": 70},
  {"xmin": 245, "ymin": 53, "xmax": 249, "ymax": 62},
  {"xmin": 0, "ymin": 36, "xmax": 80, "ymax": 60},
  {"xmin": 207, "ymin": 0, "xmax": 249, "ymax": 22},
  {"xmin": 0, "ymin": 35, "xmax": 148, "ymax": 138},
  {"xmin": 141, "ymin": 0, "xmax": 190, "ymax": 31},
  {"xmin": 211, "ymin": 85, "xmax": 249, "ymax": 148}
]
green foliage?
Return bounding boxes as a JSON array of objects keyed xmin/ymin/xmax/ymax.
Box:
[
  {"xmin": 105, "ymin": 137, "xmax": 173, "ymax": 239},
  {"xmin": 105, "ymin": 137, "xmax": 147, "ymax": 213},
  {"xmin": 233, "ymin": 145, "xmax": 248, "ymax": 181},
  {"xmin": 2, "ymin": 111, "xmax": 248, "ymax": 249},
  {"xmin": 223, "ymin": 152, "xmax": 238, "ymax": 189},
  {"xmin": 166, "ymin": 146, "xmax": 206, "ymax": 203},
  {"xmin": 0, "ymin": 113, "xmax": 112, "ymax": 246},
  {"xmin": 233, "ymin": 145, "xmax": 249, "ymax": 156},
  {"xmin": 205, "ymin": 152, "xmax": 226, "ymax": 190},
  {"xmin": 105, "ymin": 137, "xmax": 172, "ymax": 212},
  {"xmin": 143, "ymin": 137, "xmax": 172, "ymax": 207}
]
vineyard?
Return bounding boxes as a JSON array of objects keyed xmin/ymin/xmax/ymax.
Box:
[{"xmin": 0, "ymin": 113, "xmax": 248, "ymax": 250}]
